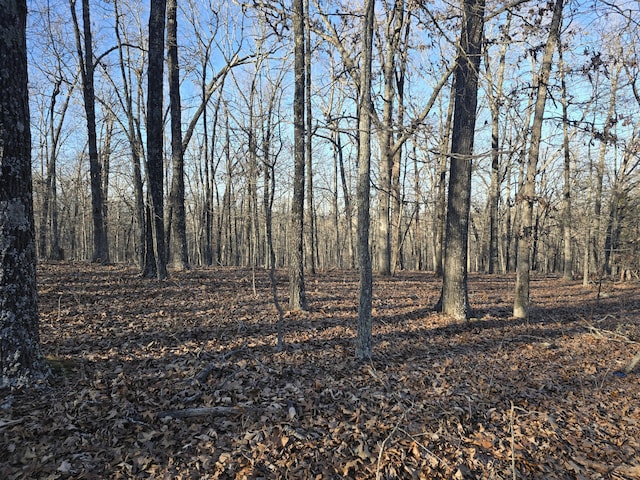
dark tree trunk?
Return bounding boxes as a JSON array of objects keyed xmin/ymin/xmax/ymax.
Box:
[
  {"xmin": 355, "ymin": 0, "xmax": 375, "ymax": 360},
  {"xmin": 70, "ymin": 0, "xmax": 109, "ymax": 263},
  {"xmin": 146, "ymin": 0, "xmax": 168, "ymax": 279},
  {"xmin": 0, "ymin": 0, "xmax": 49, "ymax": 387},
  {"xmin": 435, "ymin": 0, "xmax": 485, "ymax": 321},
  {"xmin": 167, "ymin": 0, "xmax": 189, "ymax": 270},
  {"xmin": 289, "ymin": 0, "xmax": 307, "ymax": 310}
]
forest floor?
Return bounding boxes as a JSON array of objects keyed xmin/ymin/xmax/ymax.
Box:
[{"xmin": 2, "ymin": 262, "xmax": 640, "ymax": 479}]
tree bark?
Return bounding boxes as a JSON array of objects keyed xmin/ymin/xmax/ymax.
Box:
[
  {"xmin": 289, "ymin": 0, "xmax": 308, "ymax": 310},
  {"xmin": 0, "ymin": 0, "xmax": 49, "ymax": 387},
  {"xmin": 355, "ymin": 0, "xmax": 375, "ymax": 360},
  {"xmin": 146, "ymin": 0, "xmax": 168, "ymax": 279},
  {"xmin": 435, "ymin": 0, "xmax": 485, "ymax": 321},
  {"xmin": 514, "ymin": 0, "xmax": 563, "ymax": 318},
  {"xmin": 167, "ymin": 0, "xmax": 189, "ymax": 271},
  {"xmin": 304, "ymin": 0, "xmax": 317, "ymax": 275}
]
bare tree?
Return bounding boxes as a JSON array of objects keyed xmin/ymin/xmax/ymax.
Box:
[
  {"xmin": 0, "ymin": 0, "xmax": 49, "ymax": 388},
  {"xmin": 435, "ymin": 0, "xmax": 485, "ymax": 321},
  {"xmin": 70, "ymin": 0, "xmax": 109, "ymax": 263},
  {"xmin": 167, "ymin": 0, "xmax": 189, "ymax": 270},
  {"xmin": 513, "ymin": 0, "xmax": 563, "ymax": 318},
  {"xmin": 289, "ymin": 0, "xmax": 308, "ymax": 310},
  {"xmin": 355, "ymin": 0, "xmax": 375, "ymax": 360},
  {"xmin": 146, "ymin": 0, "xmax": 168, "ymax": 279}
]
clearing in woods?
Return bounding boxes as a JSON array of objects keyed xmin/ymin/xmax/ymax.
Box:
[{"xmin": 2, "ymin": 261, "xmax": 640, "ymax": 478}]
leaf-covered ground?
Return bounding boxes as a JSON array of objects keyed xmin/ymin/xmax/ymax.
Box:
[{"xmin": 2, "ymin": 262, "xmax": 640, "ymax": 479}]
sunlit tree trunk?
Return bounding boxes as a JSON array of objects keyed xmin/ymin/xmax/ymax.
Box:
[
  {"xmin": 514, "ymin": 0, "xmax": 563, "ymax": 318},
  {"xmin": 355, "ymin": 0, "xmax": 375, "ymax": 360},
  {"xmin": 435, "ymin": 0, "xmax": 485, "ymax": 321},
  {"xmin": 0, "ymin": 0, "xmax": 49, "ymax": 387}
]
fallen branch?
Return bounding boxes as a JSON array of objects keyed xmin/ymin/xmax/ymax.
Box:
[
  {"xmin": 157, "ymin": 406, "xmax": 250, "ymax": 419},
  {"xmin": 195, "ymin": 344, "xmax": 247, "ymax": 384},
  {"xmin": 0, "ymin": 418, "xmax": 24, "ymax": 430}
]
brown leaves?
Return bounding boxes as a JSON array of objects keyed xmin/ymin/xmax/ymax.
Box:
[{"xmin": 2, "ymin": 263, "xmax": 640, "ymax": 478}]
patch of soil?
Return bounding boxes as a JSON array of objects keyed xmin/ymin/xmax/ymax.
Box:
[{"xmin": 1, "ymin": 262, "xmax": 639, "ymax": 479}]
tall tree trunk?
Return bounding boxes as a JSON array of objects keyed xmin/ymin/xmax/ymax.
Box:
[
  {"xmin": 390, "ymin": 11, "xmax": 410, "ymax": 274},
  {"xmin": 435, "ymin": 0, "xmax": 485, "ymax": 321},
  {"xmin": 591, "ymin": 67, "xmax": 620, "ymax": 277},
  {"xmin": 559, "ymin": 42, "xmax": 573, "ymax": 280},
  {"xmin": 289, "ymin": 0, "xmax": 308, "ymax": 310},
  {"xmin": 376, "ymin": 0, "xmax": 404, "ymax": 276},
  {"xmin": 70, "ymin": 0, "xmax": 109, "ymax": 263},
  {"xmin": 0, "ymin": 0, "xmax": 49, "ymax": 387},
  {"xmin": 513, "ymin": 0, "xmax": 563, "ymax": 318},
  {"xmin": 113, "ymin": 0, "xmax": 145, "ymax": 269},
  {"xmin": 483, "ymin": 13, "xmax": 510, "ymax": 274},
  {"xmin": 336, "ymin": 128, "xmax": 355, "ymax": 268},
  {"xmin": 167, "ymin": 0, "xmax": 189, "ymax": 270},
  {"xmin": 304, "ymin": 0, "xmax": 317, "ymax": 275},
  {"xmin": 434, "ymin": 81, "xmax": 455, "ymax": 276},
  {"xmin": 146, "ymin": 0, "xmax": 168, "ymax": 279},
  {"xmin": 355, "ymin": 0, "xmax": 375, "ymax": 360}
]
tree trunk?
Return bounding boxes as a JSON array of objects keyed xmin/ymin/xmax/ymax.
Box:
[
  {"xmin": 514, "ymin": 0, "xmax": 563, "ymax": 318},
  {"xmin": 304, "ymin": 0, "xmax": 317, "ymax": 275},
  {"xmin": 559, "ymin": 42, "xmax": 573, "ymax": 280},
  {"xmin": 167, "ymin": 0, "xmax": 189, "ymax": 271},
  {"xmin": 355, "ymin": 0, "xmax": 375, "ymax": 360},
  {"xmin": 483, "ymin": 13, "xmax": 509, "ymax": 274},
  {"xmin": 289, "ymin": 0, "xmax": 307, "ymax": 310},
  {"xmin": 435, "ymin": 0, "xmax": 485, "ymax": 321},
  {"xmin": 146, "ymin": 0, "xmax": 168, "ymax": 279},
  {"xmin": 70, "ymin": 0, "xmax": 109, "ymax": 263},
  {"xmin": 0, "ymin": 0, "xmax": 49, "ymax": 387},
  {"xmin": 434, "ymin": 81, "xmax": 455, "ymax": 276}
]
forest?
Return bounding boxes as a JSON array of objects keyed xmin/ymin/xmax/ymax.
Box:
[{"xmin": 1, "ymin": 0, "xmax": 640, "ymax": 477}]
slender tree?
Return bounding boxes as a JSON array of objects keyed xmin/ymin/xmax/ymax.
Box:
[
  {"xmin": 0, "ymin": 0, "xmax": 49, "ymax": 388},
  {"xmin": 146, "ymin": 0, "xmax": 168, "ymax": 279},
  {"xmin": 514, "ymin": 0, "xmax": 563, "ymax": 318},
  {"xmin": 355, "ymin": 0, "xmax": 375, "ymax": 360},
  {"xmin": 289, "ymin": 0, "xmax": 308, "ymax": 310},
  {"xmin": 70, "ymin": 0, "xmax": 109, "ymax": 263},
  {"xmin": 435, "ymin": 0, "xmax": 485, "ymax": 321}
]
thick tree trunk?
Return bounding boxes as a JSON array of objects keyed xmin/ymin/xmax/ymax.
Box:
[
  {"xmin": 167, "ymin": 0, "xmax": 189, "ymax": 271},
  {"xmin": 289, "ymin": 0, "xmax": 308, "ymax": 310},
  {"xmin": 355, "ymin": 0, "xmax": 375, "ymax": 360},
  {"xmin": 146, "ymin": 0, "xmax": 168, "ymax": 279},
  {"xmin": 0, "ymin": 0, "xmax": 49, "ymax": 387},
  {"xmin": 514, "ymin": 0, "xmax": 563, "ymax": 318},
  {"xmin": 435, "ymin": 0, "xmax": 485, "ymax": 321}
]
